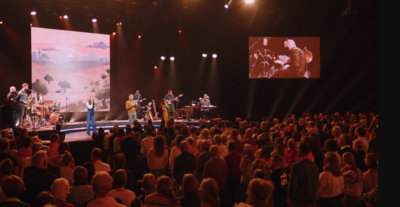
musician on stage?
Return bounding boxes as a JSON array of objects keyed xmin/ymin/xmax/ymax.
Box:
[
  {"xmin": 17, "ymin": 83, "xmax": 30, "ymax": 126},
  {"xmin": 160, "ymin": 100, "xmax": 169, "ymax": 122},
  {"xmin": 274, "ymin": 39, "xmax": 306, "ymax": 78},
  {"xmin": 199, "ymin": 94, "xmax": 211, "ymax": 120},
  {"xmin": 133, "ymin": 90, "xmax": 144, "ymax": 119},
  {"xmin": 86, "ymin": 96, "xmax": 97, "ymax": 138},
  {"xmin": 126, "ymin": 94, "xmax": 138, "ymax": 126},
  {"xmin": 164, "ymin": 90, "xmax": 177, "ymax": 120},
  {"xmin": 7, "ymin": 86, "xmax": 19, "ymax": 125}
]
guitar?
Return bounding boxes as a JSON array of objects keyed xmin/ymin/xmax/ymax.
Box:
[
  {"xmin": 167, "ymin": 94, "xmax": 183, "ymax": 105},
  {"xmin": 152, "ymin": 99, "xmax": 159, "ymax": 119},
  {"xmin": 145, "ymin": 103, "xmax": 154, "ymax": 120},
  {"xmin": 134, "ymin": 98, "xmax": 146, "ymax": 104}
]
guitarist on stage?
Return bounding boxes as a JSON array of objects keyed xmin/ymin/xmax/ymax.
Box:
[
  {"xmin": 163, "ymin": 90, "xmax": 182, "ymax": 120},
  {"xmin": 133, "ymin": 90, "xmax": 145, "ymax": 119}
]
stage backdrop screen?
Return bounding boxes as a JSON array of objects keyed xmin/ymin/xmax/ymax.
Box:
[
  {"xmin": 31, "ymin": 27, "xmax": 110, "ymax": 112},
  {"xmin": 249, "ymin": 37, "xmax": 320, "ymax": 79}
]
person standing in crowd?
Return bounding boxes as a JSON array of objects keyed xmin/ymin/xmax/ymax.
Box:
[
  {"xmin": 86, "ymin": 96, "xmax": 97, "ymax": 138},
  {"xmin": 126, "ymin": 94, "xmax": 138, "ymax": 126}
]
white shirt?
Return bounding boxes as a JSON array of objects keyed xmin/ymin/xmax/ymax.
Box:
[
  {"xmin": 217, "ymin": 144, "xmax": 229, "ymax": 159},
  {"xmin": 317, "ymin": 171, "xmax": 344, "ymax": 198},
  {"xmin": 109, "ymin": 189, "xmax": 136, "ymax": 207},
  {"xmin": 169, "ymin": 146, "xmax": 182, "ymax": 170},
  {"xmin": 87, "ymin": 102, "xmax": 94, "ymax": 109},
  {"xmin": 353, "ymin": 137, "xmax": 369, "ymax": 153},
  {"xmin": 93, "ymin": 159, "xmax": 111, "ymax": 172},
  {"xmin": 60, "ymin": 166, "xmax": 74, "ymax": 186},
  {"xmin": 147, "ymin": 148, "xmax": 169, "ymax": 170},
  {"xmin": 141, "ymin": 136, "xmax": 154, "ymax": 157},
  {"xmin": 87, "ymin": 196, "xmax": 126, "ymax": 207}
]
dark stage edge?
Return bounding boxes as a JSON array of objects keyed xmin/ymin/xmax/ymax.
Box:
[{"xmin": 36, "ymin": 119, "xmax": 204, "ymax": 141}]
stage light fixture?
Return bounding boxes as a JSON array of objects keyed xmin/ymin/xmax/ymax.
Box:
[
  {"xmin": 154, "ymin": 66, "xmax": 158, "ymax": 69},
  {"xmin": 161, "ymin": 56, "xmax": 166, "ymax": 60},
  {"xmin": 0, "ymin": 21, "xmax": 3, "ymax": 25},
  {"xmin": 245, "ymin": 0, "xmax": 254, "ymax": 3},
  {"xmin": 30, "ymin": 11, "xmax": 37, "ymax": 15},
  {"xmin": 120, "ymin": 22, "xmax": 122, "ymax": 25},
  {"xmin": 224, "ymin": 4, "xmax": 229, "ymax": 8},
  {"xmin": 30, "ymin": 23, "xmax": 33, "ymax": 27},
  {"xmin": 170, "ymin": 56, "xmax": 175, "ymax": 61},
  {"xmin": 117, "ymin": 23, "xmax": 120, "ymax": 26},
  {"xmin": 138, "ymin": 35, "xmax": 141, "ymax": 38},
  {"xmin": 202, "ymin": 53, "xmax": 207, "ymax": 57},
  {"xmin": 63, "ymin": 15, "xmax": 68, "ymax": 19},
  {"xmin": 92, "ymin": 18, "xmax": 97, "ymax": 22},
  {"xmin": 179, "ymin": 30, "xmax": 181, "ymax": 33},
  {"xmin": 113, "ymin": 32, "xmax": 116, "ymax": 35},
  {"xmin": 212, "ymin": 54, "xmax": 217, "ymax": 58}
]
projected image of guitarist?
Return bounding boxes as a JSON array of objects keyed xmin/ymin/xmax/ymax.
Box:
[{"xmin": 163, "ymin": 90, "xmax": 183, "ymax": 120}]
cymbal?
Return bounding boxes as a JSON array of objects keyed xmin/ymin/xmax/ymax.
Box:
[{"xmin": 44, "ymin": 100, "xmax": 54, "ymax": 106}]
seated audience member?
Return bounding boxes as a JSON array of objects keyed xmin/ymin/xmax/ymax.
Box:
[
  {"xmin": 284, "ymin": 139, "xmax": 297, "ymax": 172},
  {"xmin": 270, "ymin": 154, "xmax": 289, "ymax": 207},
  {"xmin": 338, "ymin": 134, "xmax": 355, "ymax": 157},
  {"xmin": 109, "ymin": 153, "xmax": 133, "ymax": 190},
  {"xmin": 203, "ymin": 145, "xmax": 229, "ymax": 199},
  {"xmin": 214, "ymin": 135, "xmax": 229, "ymax": 159},
  {"xmin": 197, "ymin": 140, "xmax": 211, "ymax": 181},
  {"xmin": 35, "ymin": 191, "xmax": 56, "ymax": 207},
  {"xmin": 50, "ymin": 142, "xmax": 75, "ymax": 170},
  {"xmin": 51, "ymin": 178, "xmax": 75, "ymax": 207},
  {"xmin": 185, "ymin": 137, "xmax": 197, "ymax": 154},
  {"xmin": 67, "ymin": 166, "xmax": 94, "ymax": 207},
  {"xmin": 287, "ymin": 142, "xmax": 319, "ymax": 207},
  {"xmin": 169, "ymin": 135, "xmax": 184, "ymax": 176},
  {"xmin": 0, "ymin": 159, "xmax": 13, "ymax": 185},
  {"xmin": 363, "ymin": 153, "xmax": 378, "ymax": 194},
  {"xmin": 0, "ymin": 175, "xmax": 30, "ymax": 207},
  {"xmin": 91, "ymin": 148, "xmax": 111, "ymax": 173},
  {"xmin": 23, "ymin": 145, "xmax": 61, "ymax": 179},
  {"xmin": 86, "ymin": 172, "xmax": 125, "ymax": 207},
  {"xmin": 178, "ymin": 174, "xmax": 200, "ymax": 207},
  {"xmin": 49, "ymin": 133, "xmax": 60, "ymax": 158},
  {"xmin": 83, "ymin": 162, "xmax": 95, "ymax": 185},
  {"xmin": 131, "ymin": 173, "xmax": 156, "ymax": 207},
  {"xmin": 16, "ymin": 137, "xmax": 32, "ymax": 175},
  {"xmin": 198, "ymin": 178, "xmax": 219, "ymax": 207},
  {"xmin": 109, "ymin": 169, "xmax": 136, "ymax": 207},
  {"xmin": 240, "ymin": 144, "xmax": 255, "ymax": 184},
  {"xmin": 172, "ymin": 141, "xmax": 196, "ymax": 197},
  {"xmin": 354, "ymin": 140, "xmax": 368, "ymax": 173},
  {"xmin": 144, "ymin": 176, "xmax": 181, "ymax": 207},
  {"xmin": 20, "ymin": 150, "xmax": 57, "ymax": 207},
  {"xmin": 341, "ymin": 152, "xmax": 363, "ymax": 207},
  {"xmin": 317, "ymin": 153, "xmax": 344, "ymax": 207},
  {"xmin": 59, "ymin": 151, "xmax": 74, "ymax": 186},
  {"xmin": 323, "ymin": 139, "xmax": 342, "ymax": 166},
  {"xmin": 147, "ymin": 136, "xmax": 169, "ymax": 179},
  {"xmin": 362, "ymin": 186, "xmax": 378, "ymax": 207},
  {"xmin": 0, "ymin": 139, "xmax": 18, "ymax": 175}
]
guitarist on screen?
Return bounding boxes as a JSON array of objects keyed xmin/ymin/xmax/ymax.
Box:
[{"xmin": 163, "ymin": 90, "xmax": 182, "ymax": 120}]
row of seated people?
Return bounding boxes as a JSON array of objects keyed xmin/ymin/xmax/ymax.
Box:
[{"xmin": 0, "ymin": 111, "xmax": 378, "ymax": 207}]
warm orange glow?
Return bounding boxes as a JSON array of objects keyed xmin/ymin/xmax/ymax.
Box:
[
  {"xmin": 113, "ymin": 32, "xmax": 116, "ymax": 35},
  {"xmin": 117, "ymin": 23, "xmax": 120, "ymax": 26},
  {"xmin": 179, "ymin": 30, "xmax": 181, "ymax": 33},
  {"xmin": 154, "ymin": 66, "xmax": 157, "ymax": 69},
  {"xmin": 30, "ymin": 23, "xmax": 33, "ymax": 27},
  {"xmin": 0, "ymin": 21, "xmax": 3, "ymax": 25},
  {"xmin": 59, "ymin": 16, "xmax": 62, "ymax": 19},
  {"xmin": 138, "ymin": 35, "xmax": 141, "ymax": 38}
]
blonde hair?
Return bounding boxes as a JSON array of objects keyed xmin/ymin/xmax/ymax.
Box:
[
  {"xmin": 180, "ymin": 174, "xmax": 199, "ymax": 194},
  {"xmin": 247, "ymin": 178, "xmax": 274, "ymax": 202},
  {"xmin": 88, "ymin": 96, "xmax": 94, "ymax": 104},
  {"xmin": 51, "ymin": 178, "xmax": 70, "ymax": 200},
  {"xmin": 199, "ymin": 178, "xmax": 219, "ymax": 207},
  {"xmin": 201, "ymin": 128, "xmax": 210, "ymax": 139},
  {"xmin": 92, "ymin": 172, "xmax": 113, "ymax": 197}
]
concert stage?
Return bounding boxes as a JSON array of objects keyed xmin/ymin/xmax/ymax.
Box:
[{"xmin": 36, "ymin": 118, "xmax": 204, "ymax": 141}]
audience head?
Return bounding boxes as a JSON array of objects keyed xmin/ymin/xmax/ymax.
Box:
[
  {"xmin": 297, "ymin": 142, "xmax": 310, "ymax": 158},
  {"xmin": 355, "ymin": 127, "xmax": 366, "ymax": 137},
  {"xmin": 91, "ymin": 148, "xmax": 102, "ymax": 161},
  {"xmin": 243, "ymin": 144, "xmax": 255, "ymax": 156},
  {"xmin": 324, "ymin": 139, "xmax": 339, "ymax": 152},
  {"xmin": 83, "ymin": 162, "xmax": 95, "ymax": 184},
  {"xmin": 51, "ymin": 178, "xmax": 70, "ymax": 200},
  {"xmin": 365, "ymin": 152, "xmax": 378, "ymax": 170},
  {"xmin": 0, "ymin": 158, "xmax": 13, "ymax": 176},
  {"xmin": 113, "ymin": 169, "xmax": 127, "ymax": 188},
  {"xmin": 142, "ymin": 173, "xmax": 156, "ymax": 193},
  {"xmin": 179, "ymin": 141, "xmax": 189, "ymax": 152},
  {"xmin": 0, "ymin": 138, "xmax": 9, "ymax": 153},
  {"xmin": 180, "ymin": 174, "xmax": 199, "ymax": 195},
  {"xmin": 1, "ymin": 175, "xmax": 25, "ymax": 198},
  {"xmin": 323, "ymin": 153, "xmax": 342, "ymax": 177},
  {"xmin": 271, "ymin": 154, "xmax": 284, "ymax": 168},
  {"xmin": 57, "ymin": 142, "xmax": 70, "ymax": 155},
  {"xmin": 227, "ymin": 140, "xmax": 236, "ymax": 152},
  {"xmin": 252, "ymin": 169, "xmax": 265, "ymax": 179},
  {"xmin": 230, "ymin": 129, "xmax": 239, "ymax": 139},
  {"xmin": 156, "ymin": 176, "xmax": 178, "ymax": 203},
  {"xmin": 114, "ymin": 153, "xmax": 126, "ymax": 169},
  {"xmin": 247, "ymin": 178, "xmax": 274, "ymax": 203},
  {"xmin": 22, "ymin": 137, "xmax": 32, "ymax": 148},
  {"xmin": 154, "ymin": 135, "xmax": 166, "ymax": 157},
  {"xmin": 201, "ymin": 140, "xmax": 211, "ymax": 151},
  {"xmin": 33, "ymin": 150, "xmax": 48, "ymax": 168},
  {"xmin": 199, "ymin": 178, "xmax": 219, "ymax": 207},
  {"xmin": 251, "ymin": 159, "xmax": 270, "ymax": 180},
  {"xmin": 50, "ymin": 133, "xmax": 60, "ymax": 144},
  {"xmin": 59, "ymin": 151, "xmax": 73, "ymax": 167},
  {"xmin": 209, "ymin": 145, "xmax": 219, "ymax": 158},
  {"xmin": 92, "ymin": 172, "xmax": 113, "ymax": 198},
  {"xmin": 35, "ymin": 191, "xmax": 56, "ymax": 207},
  {"xmin": 73, "ymin": 166, "xmax": 88, "ymax": 185}
]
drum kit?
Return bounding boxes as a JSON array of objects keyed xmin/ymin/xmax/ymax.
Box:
[{"xmin": 29, "ymin": 100, "xmax": 64, "ymax": 129}]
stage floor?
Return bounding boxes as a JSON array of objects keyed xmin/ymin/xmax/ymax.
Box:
[{"xmin": 37, "ymin": 118, "xmax": 204, "ymax": 141}]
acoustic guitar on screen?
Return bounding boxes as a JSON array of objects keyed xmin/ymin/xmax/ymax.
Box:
[{"xmin": 166, "ymin": 94, "xmax": 183, "ymax": 105}]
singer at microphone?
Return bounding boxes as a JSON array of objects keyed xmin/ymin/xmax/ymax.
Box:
[{"xmin": 17, "ymin": 83, "xmax": 30, "ymax": 126}]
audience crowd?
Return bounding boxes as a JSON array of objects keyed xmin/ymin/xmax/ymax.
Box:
[{"xmin": 0, "ymin": 112, "xmax": 378, "ymax": 207}]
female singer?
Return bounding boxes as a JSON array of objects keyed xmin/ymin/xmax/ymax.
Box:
[
  {"xmin": 86, "ymin": 96, "xmax": 97, "ymax": 138},
  {"xmin": 160, "ymin": 100, "xmax": 169, "ymax": 122}
]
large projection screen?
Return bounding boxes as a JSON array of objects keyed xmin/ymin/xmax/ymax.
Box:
[
  {"xmin": 249, "ymin": 37, "xmax": 320, "ymax": 79},
  {"xmin": 31, "ymin": 27, "xmax": 110, "ymax": 112}
]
